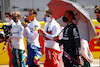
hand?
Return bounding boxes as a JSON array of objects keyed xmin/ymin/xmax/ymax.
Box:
[
  {"xmin": 53, "ymin": 36, "xmax": 59, "ymax": 41},
  {"xmin": 77, "ymin": 56, "xmax": 84, "ymax": 66},
  {"xmin": 87, "ymin": 58, "xmax": 93, "ymax": 63},
  {"xmin": 96, "ymin": 38, "xmax": 100, "ymax": 47},
  {"xmin": 21, "ymin": 22, "xmax": 27, "ymax": 28},
  {"xmin": 3, "ymin": 46, "xmax": 6, "ymax": 52},
  {"xmin": 38, "ymin": 29, "xmax": 45, "ymax": 37}
]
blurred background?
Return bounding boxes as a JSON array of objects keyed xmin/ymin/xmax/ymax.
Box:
[
  {"xmin": 0, "ymin": 0, "xmax": 100, "ymax": 66},
  {"xmin": 0, "ymin": 0, "xmax": 100, "ymax": 22}
]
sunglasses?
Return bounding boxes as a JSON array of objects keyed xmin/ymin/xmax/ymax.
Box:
[{"xmin": 46, "ymin": 15, "xmax": 53, "ymax": 17}]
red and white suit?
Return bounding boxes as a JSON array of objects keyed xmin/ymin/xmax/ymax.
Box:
[{"xmin": 44, "ymin": 19, "xmax": 61, "ymax": 67}]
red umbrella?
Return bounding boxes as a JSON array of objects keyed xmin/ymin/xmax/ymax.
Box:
[
  {"xmin": 48, "ymin": 0, "xmax": 82, "ymax": 20},
  {"xmin": 48, "ymin": 0, "xmax": 96, "ymax": 41}
]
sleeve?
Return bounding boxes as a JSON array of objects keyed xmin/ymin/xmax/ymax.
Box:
[
  {"xmin": 25, "ymin": 23, "xmax": 40, "ymax": 39},
  {"xmin": 12, "ymin": 22, "xmax": 15, "ymax": 28},
  {"xmin": 34, "ymin": 23, "xmax": 41, "ymax": 30},
  {"xmin": 73, "ymin": 27, "xmax": 81, "ymax": 56},
  {"xmin": 44, "ymin": 23, "xmax": 47, "ymax": 32},
  {"xmin": 80, "ymin": 40, "xmax": 93, "ymax": 63},
  {"xmin": 12, "ymin": 26, "xmax": 24, "ymax": 39},
  {"xmin": 45, "ymin": 24, "xmax": 60, "ymax": 40},
  {"xmin": 59, "ymin": 27, "xmax": 64, "ymax": 39}
]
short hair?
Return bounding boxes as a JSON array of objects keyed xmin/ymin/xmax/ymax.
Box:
[
  {"xmin": 28, "ymin": 9, "xmax": 37, "ymax": 15},
  {"xmin": 28, "ymin": 9, "xmax": 34, "ymax": 12},
  {"xmin": 33, "ymin": 10, "xmax": 37, "ymax": 15},
  {"xmin": 46, "ymin": 10, "xmax": 52, "ymax": 15},
  {"xmin": 64, "ymin": 11, "xmax": 76, "ymax": 20},
  {"xmin": 5, "ymin": 12, "xmax": 12, "ymax": 17},
  {"xmin": 13, "ymin": 11, "xmax": 21, "ymax": 17},
  {"xmin": 94, "ymin": 6, "xmax": 100, "ymax": 13}
]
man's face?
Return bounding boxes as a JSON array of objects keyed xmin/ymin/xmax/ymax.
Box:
[
  {"xmin": 29, "ymin": 11, "xmax": 33, "ymax": 15},
  {"xmin": 62, "ymin": 12, "xmax": 70, "ymax": 23},
  {"xmin": 64, "ymin": 12, "xmax": 70, "ymax": 19},
  {"xmin": 5, "ymin": 14, "xmax": 10, "ymax": 18},
  {"xmin": 5, "ymin": 14, "xmax": 11, "ymax": 22},
  {"xmin": 46, "ymin": 13, "xmax": 52, "ymax": 18},
  {"xmin": 46, "ymin": 13, "xmax": 53, "ymax": 22},
  {"xmin": 14, "ymin": 14, "xmax": 20, "ymax": 23}
]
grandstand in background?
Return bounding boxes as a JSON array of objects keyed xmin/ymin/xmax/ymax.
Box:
[{"xmin": 0, "ymin": 0, "xmax": 100, "ymax": 21}]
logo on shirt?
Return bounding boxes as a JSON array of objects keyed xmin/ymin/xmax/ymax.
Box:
[
  {"xmin": 34, "ymin": 25, "xmax": 39, "ymax": 30},
  {"xmin": 64, "ymin": 28, "xmax": 69, "ymax": 34},
  {"xmin": 62, "ymin": 37, "xmax": 69, "ymax": 40},
  {"xmin": 73, "ymin": 28, "xmax": 79, "ymax": 39}
]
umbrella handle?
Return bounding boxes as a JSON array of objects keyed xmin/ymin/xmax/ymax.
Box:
[
  {"xmin": 57, "ymin": 29, "xmax": 64, "ymax": 37},
  {"xmin": 64, "ymin": 51, "xmax": 82, "ymax": 65}
]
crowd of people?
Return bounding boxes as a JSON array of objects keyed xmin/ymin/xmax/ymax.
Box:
[{"xmin": 0, "ymin": 5, "xmax": 100, "ymax": 67}]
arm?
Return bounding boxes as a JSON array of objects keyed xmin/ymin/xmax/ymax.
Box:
[
  {"xmin": 39, "ymin": 23, "xmax": 64, "ymax": 43},
  {"xmin": 73, "ymin": 27, "xmax": 81, "ymax": 56},
  {"xmin": 25, "ymin": 24, "xmax": 40, "ymax": 39},
  {"xmin": 25, "ymin": 27, "xmax": 38, "ymax": 39},
  {"xmin": 45, "ymin": 25, "xmax": 60, "ymax": 40},
  {"xmin": 80, "ymin": 41, "xmax": 93, "ymax": 63},
  {"xmin": 88, "ymin": 49, "xmax": 93, "ymax": 63},
  {"xmin": 72, "ymin": 27, "xmax": 85, "ymax": 66}
]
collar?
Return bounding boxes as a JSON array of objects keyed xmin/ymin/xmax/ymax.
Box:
[
  {"xmin": 31, "ymin": 19, "xmax": 37, "ymax": 23},
  {"xmin": 67, "ymin": 22, "xmax": 73, "ymax": 26},
  {"xmin": 16, "ymin": 20, "xmax": 21, "ymax": 25},
  {"xmin": 48, "ymin": 18, "xmax": 56, "ymax": 24}
]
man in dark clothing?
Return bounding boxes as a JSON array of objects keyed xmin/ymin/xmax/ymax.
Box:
[
  {"xmin": 53, "ymin": 11, "xmax": 81, "ymax": 67},
  {"xmin": 38, "ymin": 11, "xmax": 82, "ymax": 67}
]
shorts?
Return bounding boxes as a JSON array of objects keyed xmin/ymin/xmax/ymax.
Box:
[{"xmin": 44, "ymin": 48, "xmax": 61, "ymax": 67}]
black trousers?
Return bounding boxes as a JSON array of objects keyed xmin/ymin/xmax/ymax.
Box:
[{"xmin": 63, "ymin": 55, "xmax": 80, "ymax": 67}]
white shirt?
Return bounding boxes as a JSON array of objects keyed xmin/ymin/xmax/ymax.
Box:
[
  {"xmin": 7, "ymin": 20, "xmax": 15, "ymax": 28},
  {"xmin": 80, "ymin": 39, "xmax": 93, "ymax": 63},
  {"xmin": 24, "ymin": 19, "xmax": 41, "ymax": 47},
  {"xmin": 11, "ymin": 21, "xmax": 25, "ymax": 50},
  {"xmin": 44, "ymin": 19, "xmax": 60, "ymax": 51}
]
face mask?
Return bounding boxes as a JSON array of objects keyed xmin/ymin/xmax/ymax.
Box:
[
  {"xmin": 97, "ymin": 18, "xmax": 100, "ymax": 22},
  {"xmin": 46, "ymin": 17, "xmax": 52, "ymax": 22},
  {"xmin": 5, "ymin": 18, "xmax": 10, "ymax": 22},
  {"xmin": 13, "ymin": 17, "xmax": 17, "ymax": 22},
  {"xmin": 62, "ymin": 16, "xmax": 68, "ymax": 23}
]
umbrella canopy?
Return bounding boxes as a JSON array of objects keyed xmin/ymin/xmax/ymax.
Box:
[{"xmin": 48, "ymin": 0, "xmax": 97, "ymax": 41}]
